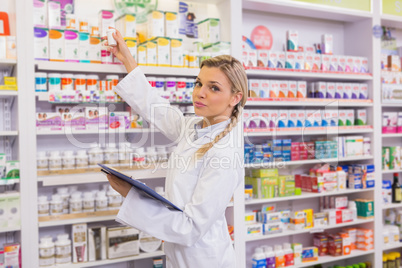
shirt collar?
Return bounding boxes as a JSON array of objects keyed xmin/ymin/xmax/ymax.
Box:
[{"xmin": 193, "ymin": 119, "xmax": 231, "ymax": 141}]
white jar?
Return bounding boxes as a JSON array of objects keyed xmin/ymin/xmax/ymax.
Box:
[
  {"xmin": 62, "ymin": 150, "xmax": 75, "ymax": 170},
  {"xmin": 39, "ymin": 236, "xmax": 55, "ymax": 267},
  {"xmin": 69, "ymin": 192, "xmax": 82, "ymax": 214},
  {"xmin": 37, "ymin": 151, "xmax": 48, "ymax": 171},
  {"xmin": 55, "ymin": 234, "xmax": 71, "ymax": 264},
  {"xmin": 118, "ymin": 142, "xmax": 133, "ymax": 166},
  {"xmin": 86, "ymin": 74, "xmax": 99, "ymax": 92},
  {"xmin": 155, "ymin": 146, "xmax": 168, "ymax": 162},
  {"xmin": 48, "ymin": 73, "xmax": 62, "ymax": 91},
  {"xmin": 133, "ymin": 147, "xmax": 146, "ymax": 167},
  {"xmin": 57, "ymin": 187, "xmax": 70, "ymax": 214},
  {"xmin": 69, "ymin": 186, "xmax": 78, "ymax": 194},
  {"xmin": 38, "ymin": 195, "xmax": 50, "ymax": 217},
  {"xmin": 83, "ymin": 192, "xmax": 95, "ymax": 212},
  {"xmin": 96, "ymin": 191, "xmax": 108, "ymax": 211},
  {"xmin": 50, "ymin": 194, "xmax": 63, "ymax": 215},
  {"xmin": 74, "ymin": 74, "xmax": 86, "ymax": 92},
  {"xmin": 146, "ymin": 147, "xmax": 157, "ymax": 164},
  {"xmin": 35, "ymin": 72, "xmax": 47, "ymax": 92},
  {"xmin": 48, "ymin": 151, "xmax": 62, "ymax": 171},
  {"xmin": 75, "ymin": 150, "xmax": 88, "ymax": 169},
  {"xmin": 88, "ymin": 143, "xmax": 104, "ymax": 167},
  {"xmin": 61, "ymin": 73, "xmax": 74, "ymax": 91},
  {"xmin": 107, "ymin": 186, "xmax": 122, "ymax": 210},
  {"xmin": 104, "ymin": 143, "xmax": 119, "ymax": 165}
]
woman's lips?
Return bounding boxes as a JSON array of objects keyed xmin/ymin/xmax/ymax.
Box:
[{"xmin": 194, "ymin": 102, "xmax": 206, "ymax": 108}]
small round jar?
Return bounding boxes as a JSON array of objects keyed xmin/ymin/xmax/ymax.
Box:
[
  {"xmin": 39, "ymin": 236, "xmax": 55, "ymax": 267},
  {"xmin": 55, "ymin": 234, "xmax": 71, "ymax": 265},
  {"xmin": 104, "ymin": 143, "xmax": 118, "ymax": 165},
  {"xmin": 56, "ymin": 187, "xmax": 70, "ymax": 214},
  {"xmin": 48, "ymin": 151, "xmax": 62, "ymax": 171},
  {"xmin": 62, "ymin": 150, "xmax": 75, "ymax": 170},
  {"xmin": 37, "ymin": 151, "xmax": 48, "ymax": 171},
  {"xmin": 35, "ymin": 72, "xmax": 47, "ymax": 92},
  {"xmin": 38, "ymin": 195, "xmax": 50, "ymax": 217},
  {"xmin": 88, "ymin": 143, "xmax": 104, "ymax": 167},
  {"xmin": 50, "ymin": 194, "xmax": 63, "ymax": 215},
  {"xmin": 82, "ymin": 192, "xmax": 95, "ymax": 212},
  {"xmin": 75, "ymin": 150, "xmax": 88, "ymax": 169},
  {"xmin": 69, "ymin": 192, "xmax": 82, "ymax": 214},
  {"xmin": 107, "ymin": 186, "xmax": 122, "ymax": 210},
  {"xmin": 95, "ymin": 191, "xmax": 108, "ymax": 211}
]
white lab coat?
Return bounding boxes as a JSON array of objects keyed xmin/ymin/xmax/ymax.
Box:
[{"xmin": 114, "ymin": 67, "xmax": 244, "ymax": 268}]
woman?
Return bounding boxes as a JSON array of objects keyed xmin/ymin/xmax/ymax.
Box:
[{"xmin": 106, "ymin": 29, "xmax": 248, "ymax": 267}]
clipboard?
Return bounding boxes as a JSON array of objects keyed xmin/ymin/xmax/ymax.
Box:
[{"xmin": 99, "ymin": 164, "xmax": 183, "ymax": 212}]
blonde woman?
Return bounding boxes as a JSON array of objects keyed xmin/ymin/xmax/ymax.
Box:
[{"xmin": 106, "ymin": 29, "xmax": 248, "ymax": 267}]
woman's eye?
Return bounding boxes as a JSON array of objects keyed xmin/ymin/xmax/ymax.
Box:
[
  {"xmin": 195, "ymin": 81, "xmax": 201, "ymax": 87},
  {"xmin": 212, "ymin": 86, "xmax": 220, "ymax": 92}
]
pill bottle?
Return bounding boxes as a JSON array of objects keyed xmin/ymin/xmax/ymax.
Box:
[
  {"xmin": 155, "ymin": 77, "xmax": 165, "ymax": 98},
  {"xmin": 88, "ymin": 143, "xmax": 104, "ymax": 167},
  {"xmin": 62, "ymin": 150, "xmax": 75, "ymax": 170},
  {"xmin": 86, "ymin": 75, "xmax": 99, "ymax": 92},
  {"xmin": 165, "ymin": 77, "xmax": 177, "ymax": 102},
  {"xmin": 37, "ymin": 151, "xmax": 48, "ymax": 171},
  {"xmin": 61, "ymin": 73, "xmax": 74, "ymax": 91},
  {"xmin": 133, "ymin": 147, "xmax": 146, "ymax": 167},
  {"xmin": 107, "ymin": 185, "xmax": 122, "ymax": 210},
  {"xmin": 50, "ymin": 194, "xmax": 63, "ymax": 215},
  {"xmin": 57, "ymin": 187, "xmax": 70, "ymax": 214},
  {"xmin": 48, "ymin": 73, "xmax": 62, "ymax": 91},
  {"xmin": 66, "ymin": 14, "xmax": 76, "ymax": 30},
  {"xmin": 176, "ymin": 77, "xmax": 187, "ymax": 102},
  {"xmin": 245, "ymin": 185, "xmax": 253, "ymax": 200},
  {"xmin": 55, "ymin": 234, "xmax": 71, "ymax": 264},
  {"xmin": 147, "ymin": 76, "xmax": 157, "ymax": 87},
  {"xmin": 75, "ymin": 150, "xmax": 88, "ymax": 169},
  {"xmin": 82, "ymin": 192, "xmax": 95, "ymax": 212},
  {"xmin": 104, "ymin": 143, "xmax": 119, "ymax": 165},
  {"xmin": 69, "ymin": 192, "xmax": 82, "ymax": 214},
  {"xmin": 106, "ymin": 29, "xmax": 117, "ymax": 46},
  {"xmin": 96, "ymin": 191, "xmax": 108, "ymax": 211},
  {"xmin": 39, "ymin": 236, "xmax": 55, "ymax": 267},
  {"xmin": 38, "ymin": 195, "xmax": 50, "ymax": 217},
  {"xmin": 48, "ymin": 151, "xmax": 62, "ymax": 170},
  {"xmin": 74, "ymin": 74, "xmax": 86, "ymax": 92},
  {"xmin": 35, "ymin": 72, "xmax": 47, "ymax": 92},
  {"xmin": 79, "ymin": 19, "xmax": 89, "ymax": 33},
  {"xmin": 146, "ymin": 147, "xmax": 157, "ymax": 164},
  {"xmin": 155, "ymin": 146, "xmax": 168, "ymax": 162},
  {"xmin": 118, "ymin": 143, "xmax": 133, "ymax": 166}
]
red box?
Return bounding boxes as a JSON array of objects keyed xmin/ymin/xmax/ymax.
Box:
[
  {"xmin": 291, "ymin": 142, "xmax": 300, "ymax": 151},
  {"xmin": 313, "ymin": 234, "xmax": 329, "ymax": 256},
  {"xmin": 292, "ymin": 152, "xmax": 300, "ymax": 161},
  {"xmin": 336, "ymin": 210, "xmax": 343, "ymax": 224},
  {"xmin": 295, "ymin": 174, "xmax": 302, "ymax": 188},
  {"xmin": 328, "ymin": 234, "xmax": 342, "ymax": 256}
]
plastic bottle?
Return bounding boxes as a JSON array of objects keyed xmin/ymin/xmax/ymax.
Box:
[
  {"xmin": 57, "ymin": 187, "xmax": 70, "ymax": 214},
  {"xmin": 104, "ymin": 143, "xmax": 119, "ymax": 165},
  {"xmin": 252, "ymin": 247, "xmax": 267, "ymax": 268},
  {"xmin": 48, "ymin": 151, "xmax": 62, "ymax": 170},
  {"xmin": 38, "ymin": 195, "xmax": 49, "ymax": 217},
  {"xmin": 50, "ymin": 194, "xmax": 63, "ymax": 215},
  {"xmin": 75, "ymin": 150, "xmax": 89, "ymax": 169},
  {"xmin": 62, "ymin": 150, "xmax": 75, "ymax": 170},
  {"xmin": 96, "ymin": 191, "xmax": 108, "ymax": 211},
  {"xmin": 383, "ymin": 255, "xmax": 388, "ymax": 268},
  {"xmin": 146, "ymin": 147, "xmax": 157, "ymax": 164},
  {"xmin": 37, "ymin": 151, "xmax": 48, "ymax": 170},
  {"xmin": 107, "ymin": 185, "xmax": 122, "ymax": 210},
  {"xmin": 348, "ymin": 201, "xmax": 357, "ymax": 221},
  {"xmin": 39, "ymin": 236, "xmax": 55, "ymax": 267},
  {"xmin": 155, "ymin": 146, "xmax": 168, "ymax": 162},
  {"xmin": 69, "ymin": 192, "xmax": 82, "ymax": 214},
  {"xmin": 88, "ymin": 143, "xmax": 104, "ymax": 167},
  {"xmin": 275, "ymin": 245, "xmax": 285, "ymax": 268},
  {"xmin": 118, "ymin": 142, "xmax": 133, "ymax": 166},
  {"xmin": 388, "ymin": 253, "xmax": 396, "ymax": 268},
  {"xmin": 263, "ymin": 246, "xmax": 275, "ymax": 268},
  {"xmin": 394, "ymin": 252, "xmax": 401, "ymax": 267},
  {"xmin": 82, "ymin": 192, "xmax": 95, "ymax": 212},
  {"xmin": 133, "ymin": 147, "xmax": 146, "ymax": 167},
  {"xmin": 55, "ymin": 233, "xmax": 71, "ymax": 264},
  {"xmin": 283, "ymin": 243, "xmax": 294, "ymax": 267}
]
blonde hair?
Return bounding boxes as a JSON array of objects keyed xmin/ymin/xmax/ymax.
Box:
[{"xmin": 195, "ymin": 55, "xmax": 248, "ymax": 159}]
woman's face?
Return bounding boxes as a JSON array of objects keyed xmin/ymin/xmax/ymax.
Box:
[{"xmin": 193, "ymin": 67, "xmax": 242, "ymax": 125}]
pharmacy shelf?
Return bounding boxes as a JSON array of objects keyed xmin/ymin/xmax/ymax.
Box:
[
  {"xmin": 0, "ymin": 131, "xmax": 18, "ymax": 136},
  {"xmin": 383, "ymin": 242, "xmax": 402, "ymax": 251},
  {"xmin": 245, "ymin": 188, "xmax": 374, "ymax": 205},
  {"xmin": 382, "ymin": 133, "xmax": 402, "ymax": 138},
  {"xmin": 295, "ymin": 249, "xmax": 374, "ymax": 268},
  {"xmin": 382, "ymin": 14, "xmax": 402, "ymax": 28},
  {"xmin": 382, "ymin": 203, "xmax": 402, "ymax": 210},
  {"xmin": 38, "ymin": 214, "xmax": 117, "ymax": 228},
  {"xmin": 382, "ymin": 102, "xmax": 402, "ymax": 107},
  {"xmin": 36, "ymin": 128, "xmax": 158, "ymax": 135},
  {"xmin": 246, "ymin": 218, "xmax": 374, "ymax": 242},
  {"xmin": 243, "ymin": 0, "xmax": 372, "ymax": 22},
  {"xmin": 0, "ymin": 59, "xmax": 17, "ymax": 66},
  {"xmin": 35, "ymin": 61, "xmax": 199, "ymax": 76},
  {"xmin": 0, "ymin": 91, "xmax": 18, "ymax": 97},
  {"xmin": 244, "ymin": 155, "xmax": 373, "ymax": 169},
  {"xmin": 383, "ymin": 169, "xmax": 402, "ymax": 174},
  {"xmin": 244, "ymin": 126, "xmax": 373, "ymax": 137},
  {"xmin": 38, "ymin": 166, "xmax": 168, "ymax": 186},
  {"xmin": 245, "ymin": 69, "xmax": 373, "ymax": 81},
  {"xmin": 46, "ymin": 251, "xmax": 165, "ymax": 268},
  {"xmin": 0, "ymin": 226, "xmax": 20, "ymax": 233},
  {"xmin": 246, "ymin": 99, "xmax": 373, "ymax": 107}
]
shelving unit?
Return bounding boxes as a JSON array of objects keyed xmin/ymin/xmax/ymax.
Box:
[
  {"xmin": 246, "ymin": 69, "xmax": 373, "ymax": 80},
  {"xmin": 384, "ymin": 242, "xmax": 402, "ymax": 251},
  {"xmin": 0, "ymin": 91, "xmax": 18, "ymax": 97},
  {"xmin": 244, "ymin": 126, "xmax": 373, "ymax": 136},
  {"xmin": 0, "ymin": 131, "xmax": 18, "ymax": 136},
  {"xmin": 246, "ymin": 99, "xmax": 373, "ymax": 107},
  {"xmin": 294, "ymin": 250, "xmax": 375, "ymax": 268},
  {"xmin": 0, "ymin": 59, "xmax": 17, "ymax": 66},
  {"xmin": 382, "ymin": 203, "xmax": 402, "ymax": 210},
  {"xmin": 36, "ymin": 128, "xmax": 158, "ymax": 136}
]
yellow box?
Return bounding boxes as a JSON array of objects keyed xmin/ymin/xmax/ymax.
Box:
[
  {"xmin": 303, "ymin": 209, "xmax": 314, "ymax": 229},
  {"xmin": 124, "ymin": 37, "xmax": 137, "ymax": 62},
  {"xmin": 115, "ymin": 14, "xmax": 136, "ymax": 38},
  {"xmin": 146, "ymin": 40, "xmax": 157, "ymax": 66},
  {"xmin": 4, "ymin": 77, "xmax": 16, "ymax": 86},
  {"xmin": 137, "ymin": 43, "xmax": 147, "ymax": 66},
  {"xmin": 147, "ymin": 10, "xmax": 164, "ymax": 39},
  {"xmin": 153, "ymin": 37, "xmax": 170, "ymax": 67},
  {"xmin": 170, "ymin": 38, "xmax": 183, "ymax": 67}
]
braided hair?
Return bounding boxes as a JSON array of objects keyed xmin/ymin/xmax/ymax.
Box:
[{"xmin": 195, "ymin": 55, "xmax": 248, "ymax": 159}]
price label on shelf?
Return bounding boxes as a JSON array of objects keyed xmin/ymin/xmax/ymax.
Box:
[
  {"xmin": 291, "ymin": 0, "xmax": 371, "ymax": 12},
  {"xmin": 383, "ymin": 0, "xmax": 402, "ymax": 16}
]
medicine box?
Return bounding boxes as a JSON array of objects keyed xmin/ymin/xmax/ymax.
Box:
[
  {"xmin": 321, "ymin": 54, "xmax": 330, "ymax": 71},
  {"xmin": 302, "ymin": 247, "xmax": 318, "ymax": 262},
  {"xmin": 165, "ymin": 11, "xmax": 178, "ymax": 38},
  {"xmin": 260, "ymin": 80, "xmax": 270, "ymax": 98},
  {"xmin": 246, "ymin": 223, "xmax": 262, "ymax": 237},
  {"xmin": 198, "ymin": 18, "xmax": 220, "ymax": 47},
  {"xmin": 107, "ymin": 226, "xmax": 139, "ymax": 258},
  {"xmin": 65, "ymin": 30, "xmax": 79, "ymax": 62},
  {"xmin": 72, "ymin": 223, "xmax": 87, "ymax": 263},
  {"xmin": 268, "ymin": 51, "xmax": 278, "ymax": 68},
  {"xmin": 335, "ymin": 83, "xmax": 343, "ymax": 99},
  {"xmin": 326, "ymin": 83, "xmax": 335, "ymax": 99},
  {"xmin": 257, "ymin": 50, "xmax": 269, "ymax": 68},
  {"xmin": 355, "ymin": 109, "xmax": 367, "ymax": 126},
  {"xmin": 297, "ymin": 81, "xmax": 306, "ymax": 98},
  {"xmin": 36, "ymin": 112, "xmax": 62, "ymax": 131},
  {"xmin": 270, "ymin": 80, "xmax": 279, "ymax": 98},
  {"xmin": 285, "ymin": 52, "xmax": 296, "ymax": 69},
  {"xmin": 115, "ymin": 14, "xmax": 136, "ymax": 38},
  {"xmin": 286, "ymin": 30, "xmax": 298, "ymax": 52},
  {"xmin": 48, "ymin": 0, "xmax": 61, "ymax": 29},
  {"xmin": 312, "ymin": 54, "xmax": 321, "ymax": 70},
  {"xmin": 99, "ymin": 10, "xmax": 115, "ymax": 37},
  {"xmin": 89, "ymin": 36, "xmax": 101, "ymax": 64},
  {"xmin": 153, "ymin": 37, "xmax": 170, "ymax": 67},
  {"xmin": 88, "ymin": 226, "xmax": 107, "ymax": 261},
  {"xmin": 329, "ymin": 55, "xmax": 338, "ymax": 72},
  {"xmin": 146, "ymin": 40, "xmax": 157, "ymax": 66},
  {"xmin": 288, "ymin": 81, "xmax": 297, "ymax": 98},
  {"xmin": 49, "ymin": 29, "xmax": 65, "ymax": 62},
  {"xmin": 295, "ymin": 53, "xmax": 304, "ymax": 70},
  {"xmin": 351, "ymin": 84, "xmax": 360, "ymax": 99},
  {"xmin": 34, "ymin": 28, "xmax": 49, "ymax": 61},
  {"xmin": 277, "ymin": 52, "xmax": 285, "ymax": 68},
  {"xmin": 321, "ymin": 34, "xmax": 333, "ymax": 55}
]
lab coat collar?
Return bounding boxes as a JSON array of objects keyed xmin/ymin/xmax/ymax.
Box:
[{"xmin": 193, "ymin": 118, "xmax": 231, "ymax": 141}]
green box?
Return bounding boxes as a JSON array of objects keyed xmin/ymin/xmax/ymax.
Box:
[{"xmin": 252, "ymin": 169, "xmax": 278, "ymax": 178}]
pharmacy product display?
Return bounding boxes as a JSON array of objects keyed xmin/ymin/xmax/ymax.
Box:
[
  {"xmin": 382, "ymin": 112, "xmax": 402, "ymax": 133},
  {"xmin": 243, "ymin": 32, "xmax": 369, "ymax": 75},
  {"xmin": 382, "ymin": 147, "xmax": 402, "ymax": 171},
  {"xmin": 0, "ymin": 191, "xmax": 20, "ymax": 229},
  {"xmin": 244, "ymin": 109, "xmax": 368, "ymax": 129},
  {"xmin": 0, "ymin": 153, "xmax": 19, "ymax": 186},
  {"xmin": 0, "ymin": 12, "xmax": 16, "ymax": 61},
  {"xmin": 38, "ymin": 223, "xmax": 163, "ymax": 266},
  {"xmin": 248, "ymin": 80, "xmax": 368, "ymax": 100},
  {"xmin": 0, "ymin": 243, "xmax": 21, "ymax": 268},
  {"xmin": 245, "ymin": 137, "xmax": 371, "ymax": 164}
]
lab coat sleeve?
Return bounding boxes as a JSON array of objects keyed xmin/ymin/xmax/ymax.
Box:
[
  {"xmin": 115, "ymin": 67, "xmax": 186, "ymax": 142},
  {"xmin": 116, "ymin": 150, "xmax": 240, "ymax": 247}
]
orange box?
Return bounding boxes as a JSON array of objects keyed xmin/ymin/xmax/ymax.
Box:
[{"xmin": 339, "ymin": 232, "xmax": 351, "ymax": 255}]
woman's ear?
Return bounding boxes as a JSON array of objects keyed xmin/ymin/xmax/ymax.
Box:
[{"xmin": 231, "ymin": 92, "xmax": 243, "ymax": 108}]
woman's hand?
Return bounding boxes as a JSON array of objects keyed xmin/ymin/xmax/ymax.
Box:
[
  {"xmin": 106, "ymin": 174, "xmax": 132, "ymax": 198},
  {"xmin": 104, "ymin": 27, "xmax": 138, "ymax": 73}
]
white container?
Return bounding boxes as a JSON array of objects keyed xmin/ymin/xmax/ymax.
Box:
[
  {"xmin": 48, "ymin": 73, "xmax": 62, "ymax": 91},
  {"xmin": 104, "ymin": 143, "xmax": 119, "ymax": 165},
  {"xmin": 49, "ymin": 151, "xmax": 62, "ymax": 171},
  {"xmin": 118, "ymin": 143, "xmax": 134, "ymax": 166},
  {"xmin": 107, "ymin": 29, "xmax": 117, "ymax": 46},
  {"xmin": 107, "ymin": 185, "xmax": 122, "ymax": 210},
  {"xmin": 251, "ymin": 247, "xmax": 266, "ymax": 268},
  {"xmin": 155, "ymin": 77, "xmax": 166, "ymax": 98},
  {"xmin": 62, "ymin": 150, "xmax": 75, "ymax": 170},
  {"xmin": 35, "ymin": 72, "xmax": 48, "ymax": 92},
  {"xmin": 61, "ymin": 73, "xmax": 74, "ymax": 91},
  {"xmin": 146, "ymin": 147, "xmax": 158, "ymax": 164},
  {"xmin": 86, "ymin": 75, "xmax": 99, "ymax": 92},
  {"xmin": 55, "ymin": 234, "xmax": 72, "ymax": 264},
  {"xmin": 74, "ymin": 74, "xmax": 86, "ymax": 92},
  {"xmin": 88, "ymin": 143, "xmax": 104, "ymax": 167},
  {"xmin": 57, "ymin": 187, "xmax": 70, "ymax": 214},
  {"xmin": 39, "ymin": 236, "xmax": 55, "ymax": 267},
  {"xmin": 83, "ymin": 192, "xmax": 95, "ymax": 212},
  {"xmin": 139, "ymin": 232, "xmax": 162, "ymax": 253},
  {"xmin": 38, "ymin": 195, "xmax": 50, "ymax": 217},
  {"xmin": 133, "ymin": 147, "xmax": 146, "ymax": 166},
  {"xmin": 155, "ymin": 146, "xmax": 168, "ymax": 162},
  {"xmin": 37, "ymin": 151, "xmax": 48, "ymax": 171},
  {"xmin": 50, "ymin": 194, "xmax": 63, "ymax": 215},
  {"xmin": 96, "ymin": 191, "xmax": 108, "ymax": 211},
  {"xmin": 383, "ymin": 228, "xmax": 390, "ymax": 245},
  {"xmin": 69, "ymin": 192, "xmax": 82, "ymax": 214},
  {"xmin": 274, "ymin": 245, "xmax": 285, "ymax": 267},
  {"xmin": 75, "ymin": 150, "xmax": 88, "ymax": 168}
]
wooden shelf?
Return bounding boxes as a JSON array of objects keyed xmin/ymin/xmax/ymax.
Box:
[{"xmin": 38, "ymin": 210, "xmax": 118, "ymax": 227}]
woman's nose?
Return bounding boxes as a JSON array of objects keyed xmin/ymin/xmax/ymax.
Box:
[{"xmin": 196, "ymin": 86, "xmax": 207, "ymax": 99}]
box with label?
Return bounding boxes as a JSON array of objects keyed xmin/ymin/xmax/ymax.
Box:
[
  {"xmin": 268, "ymin": 51, "xmax": 278, "ymax": 68},
  {"xmin": 99, "ymin": 10, "xmax": 115, "ymax": 37},
  {"xmin": 326, "ymin": 83, "xmax": 336, "ymax": 99},
  {"xmin": 72, "ymin": 223, "xmax": 87, "ymax": 263},
  {"xmin": 248, "ymin": 80, "xmax": 260, "ymax": 98},
  {"xmin": 288, "ymin": 81, "xmax": 297, "ymax": 98},
  {"xmin": 36, "ymin": 112, "xmax": 62, "ymax": 131},
  {"xmin": 198, "ymin": 18, "xmax": 220, "ymax": 47},
  {"xmin": 107, "ymin": 226, "xmax": 139, "ymax": 259},
  {"xmin": 85, "ymin": 107, "xmax": 108, "ymax": 130},
  {"xmin": 343, "ymin": 83, "xmax": 352, "ymax": 99},
  {"xmin": 115, "ymin": 14, "xmax": 136, "ymax": 38},
  {"xmin": 314, "ymin": 82, "xmax": 326, "ymax": 98},
  {"xmin": 49, "ymin": 29, "xmax": 65, "ymax": 61},
  {"xmin": 279, "ymin": 81, "xmax": 288, "ymax": 98},
  {"xmin": 65, "ymin": 30, "xmax": 79, "ymax": 62},
  {"xmin": 246, "ymin": 223, "xmax": 262, "ymax": 237},
  {"xmin": 285, "ymin": 52, "xmax": 296, "ymax": 69},
  {"xmin": 62, "ymin": 112, "xmax": 86, "ymax": 131},
  {"xmin": 335, "ymin": 83, "xmax": 344, "ymax": 99},
  {"xmin": 277, "ymin": 52, "xmax": 286, "ymax": 68},
  {"xmin": 34, "ymin": 28, "xmax": 49, "ymax": 60},
  {"xmin": 88, "ymin": 226, "xmax": 107, "ymax": 261}
]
